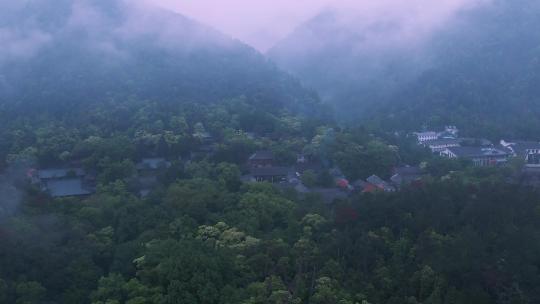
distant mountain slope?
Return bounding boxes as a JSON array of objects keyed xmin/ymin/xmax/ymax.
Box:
[
  {"xmin": 379, "ymin": 0, "xmax": 540, "ymax": 139},
  {"xmin": 268, "ymin": 7, "xmax": 432, "ymax": 118},
  {"xmin": 0, "ymin": 0, "xmax": 320, "ymax": 116},
  {"xmin": 269, "ymin": 0, "xmax": 540, "ymax": 139}
]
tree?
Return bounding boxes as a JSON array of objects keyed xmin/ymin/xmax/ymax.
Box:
[
  {"xmin": 15, "ymin": 281, "xmax": 46, "ymax": 304},
  {"xmin": 0, "ymin": 279, "xmax": 7, "ymax": 303},
  {"xmin": 301, "ymin": 170, "xmax": 318, "ymax": 188},
  {"xmin": 243, "ymin": 276, "xmax": 300, "ymax": 304},
  {"xmin": 311, "ymin": 277, "xmax": 352, "ymax": 304},
  {"xmin": 165, "ymin": 179, "xmax": 221, "ymax": 222},
  {"xmin": 216, "ymin": 163, "xmax": 242, "ymax": 191},
  {"xmin": 232, "ymin": 185, "xmax": 295, "ymax": 233}
]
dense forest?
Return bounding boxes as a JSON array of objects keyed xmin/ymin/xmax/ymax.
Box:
[
  {"xmin": 2, "ymin": 150, "xmax": 540, "ymax": 303},
  {"xmin": 1, "ymin": 0, "xmax": 540, "ymax": 303},
  {"xmin": 0, "ymin": 0, "xmax": 321, "ymax": 115},
  {"xmin": 269, "ymin": 0, "xmax": 540, "ymax": 139}
]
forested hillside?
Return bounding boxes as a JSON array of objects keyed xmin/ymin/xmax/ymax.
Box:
[
  {"xmin": 376, "ymin": 0, "xmax": 540, "ymax": 139},
  {"xmin": 0, "ymin": 0, "xmax": 320, "ymax": 115},
  {"xmin": 269, "ymin": 0, "xmax": 540, "ymax": 139},
  {"xmin": 3, "ymin": 160, "xmax": 540, "ymax": 303}
]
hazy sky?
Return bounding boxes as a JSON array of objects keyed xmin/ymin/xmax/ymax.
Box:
[{"xmin": 152, "ymin": 0, "xmax": 487, "ymax": 51}]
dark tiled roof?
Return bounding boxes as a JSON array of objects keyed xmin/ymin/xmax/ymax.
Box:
[
  {"xmin": 447, "ymin": 147, "xmax": 509, "ymax": 158},
  {"xmin": 249, "ymin": 150, "xmax": 274, "ymax": 161},
  {"xmin": 392, "ymin": 166, "xmax": 423, "ymax": 185},
  {"xmin": 394, "ymin": 166, "xmax": 422, "ymax": 176},
  {"xmin": 38, "ymin": 168, "xmax": 85, "ymax": 179},
  {"xmin": 46, "ymin": 178, "xmax": 93, "ymax": 197},
  {"xmin": 366, "ymin": 175, "xmax": 395, "ymax": 191},
  {"xmin": 366, "ymin": 175, "xmax": 386, "ymax": 186},
  {"xmin": 459, "ymin": 138, "xmax": 493, "ymax": 147},
  {"xmin": 250, "ymin": 167, "xmax": 291, "ymax": 177}
]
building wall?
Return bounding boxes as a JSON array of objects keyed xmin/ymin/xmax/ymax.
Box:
[
  {"xmin": 417, "ymin": 134, "xmax": 438, "ymax": 143},
  {"xmin": 472, "ymin": 157, "xmax": 507, "ymax": 167},
  {"xmin": 254, "ymin": 174, "xmax": 286, "ymax": 183},
  {"xmin": 249, "ymin": 159, "xmax": 273, "ymax": 168},
  {"xmin": 526, "ymin": 152, "xmax": 540, "ymax": 167},
  {"xmin": 430, "ymin": 143, "xmax": 460, "ymax": 153}
]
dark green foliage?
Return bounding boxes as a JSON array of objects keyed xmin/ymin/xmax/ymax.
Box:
[
  {"xmin": 3, "ymin": 153, "xmax": 540, "ymax": 303},
  {"xmin": 0, "ymin": 0, "xmax": 324, "ymax": 129},
  {"xmin": 1, "ymin": 1, "xmax": 540, "ymax": 303},
  {"xmin": 270, "ymin": 0, "xmax": 540, "ymax": 139}
]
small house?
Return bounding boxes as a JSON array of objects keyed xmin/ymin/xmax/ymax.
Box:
[
  {"xmin": 352, "ymin": 179, "xmax": 383, "ymax": 193},
  {"xmin": 250, "ymin": 166, "xmax": 291, "ymax": 183},
  {"xmin": 366, "ymin": 175, "xmax": 395, "ymax": 192},
  {"xmin": 248, "ymin": 151, "xmax": 275, "ymax": 168},
  {"xmin": 33, "ymin": 167, "xmax": 95, "ymax": 198},
  {"xmin": 391, "ymin": 166, "xmax": 423, "ymax": 186},
  {"xmin": 45, "ymin": 178, "xmax": 93, "ymax": 197}
]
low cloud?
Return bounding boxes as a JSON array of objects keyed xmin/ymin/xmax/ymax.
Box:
[
  {"xmin": 0, "ymin": 0, "xmax": 237, "ymax": 67},
  {"xmin": 0, "ymin": 161, "xmax": 33, "ymax": 222},
  {"xmin": 0, "ymin": 0, "xmax": 493, "ymax": 67},
  {"xmin": 115, "ymin": 1, "xmax": 232, "ymax": 52},
  {"xmin": 153, "ymin": 0, "xmax": 491, "ymax": 51},
  {"xmin": 0, "ymin": 28, "xmax": 52, "ymax": 63}
]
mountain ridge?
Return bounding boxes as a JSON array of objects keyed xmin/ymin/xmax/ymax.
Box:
[
  {"xmin": 268, "ymin": 0, "xmax": 540, "ymax": 138},
  {"xmin": 0, "ymin": 0, "xmax": 322, "ymax": 117}
]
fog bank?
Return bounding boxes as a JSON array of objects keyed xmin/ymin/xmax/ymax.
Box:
[{"xmin": 153, "ymin": 0, "xmax": 490, "ymax": 51}]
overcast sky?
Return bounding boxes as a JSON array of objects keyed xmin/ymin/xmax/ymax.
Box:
[{"xmin": 152, "ymin": 0, "xmax": 488, "ymax": 51}]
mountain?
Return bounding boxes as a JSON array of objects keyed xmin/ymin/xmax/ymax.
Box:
[
  {"xmin": 268, "ymin": 7, "xmax": 433, "ymax": 120},
  {"xmin": 0, "ymin": 0, "xmax": 321, "ymax": 116},
  {"xmin": 269, "ymin": 0, "xmax": 540, "ymax": 139}
]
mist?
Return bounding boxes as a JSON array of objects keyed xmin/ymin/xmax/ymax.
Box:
[
  {"xmin": 153, "ymin": 0, "xmax": 490, "ymax": 52},
  {"xmin": 0, "ymin": 0, "xmax": 236, "ymax": 68},
  {"xmin": 0, "ymin": 161, "xmax": 33, "ymax": 222},
  {"xmin": 0, "ymin": 0, "xmax": 491, "ymax": 61}
]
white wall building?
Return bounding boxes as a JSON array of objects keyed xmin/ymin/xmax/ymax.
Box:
[{"xmin": 414, "ymin": 131, "xmax": 439, "ymax": 143}]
